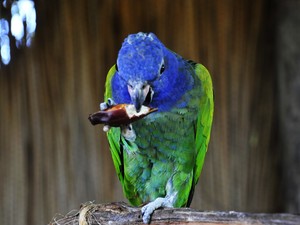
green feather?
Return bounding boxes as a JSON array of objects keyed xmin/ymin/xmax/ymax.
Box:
[
  {"xmin": 193, "ymin": 63, "xmax": 214, "ymax": 186},
  {"xmin": 104, "ymin": 65, "xmax": 116, "ymax": 102},
  {"xmin": 104, "ymin": 64, "xmax": 143, "ymax": 204},
  {"xmin": 104, "ymin": 65, "xmax": 124, "ymax": 182}
]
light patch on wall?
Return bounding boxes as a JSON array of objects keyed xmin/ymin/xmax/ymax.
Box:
[{"xmin": 0, "ymin": 0, "xmax": 36, "ymax": 66}]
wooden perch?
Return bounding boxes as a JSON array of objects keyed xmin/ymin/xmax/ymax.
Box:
[{"xmin": 49, "ymin": 202, "xmax": 300, "ymax": 225}]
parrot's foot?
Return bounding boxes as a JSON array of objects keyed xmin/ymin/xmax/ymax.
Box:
[
  {"xmin": 99, "ymin": 98, "xmax": 115, "ymax": 110},
  {"xmin": 121, "ymin": 124, "xmax": 136, "ymax": 141},
  {"xmin": 99, "ymin": 98, "xmax": 116, "ymax": 132},
  {"xmin": 102, "ymin": 125, "xmax": 110, "ymax": 132},
  {"xmin": 141, "ymin": 197, "xmax": 173, "ymax": 224}
]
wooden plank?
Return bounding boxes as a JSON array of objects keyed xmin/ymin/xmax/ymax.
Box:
[{"xmin": 49, "ymin": 202, "xmax": 300, "ymax": 225}]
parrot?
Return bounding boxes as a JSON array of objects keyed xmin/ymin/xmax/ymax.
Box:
[{"xmin": 100, "ymin": 32, "xmax": 214, "ymax": 224}]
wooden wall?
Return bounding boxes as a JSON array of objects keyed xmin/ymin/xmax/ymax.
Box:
[
  {"xmin": 277, "ymin": 0, "xmax": 300, "ymax": 213},
  {"xmin": 0, "ymin": 0, "xmax": 285, "ymax": 224}
]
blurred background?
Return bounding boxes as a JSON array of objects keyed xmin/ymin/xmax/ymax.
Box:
[{"xmin": 1, "ymin": 0, "xmax": 300, "ymax": 224}]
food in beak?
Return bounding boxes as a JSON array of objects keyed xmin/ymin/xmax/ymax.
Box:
[{"xmin": 88, "ymin": 104, "xmax": 157, "ymax": 127}]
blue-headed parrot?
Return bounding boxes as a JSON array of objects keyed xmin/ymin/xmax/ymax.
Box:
[{"xmin": 99, "ymin": 32, "xmax": 213, "ymax": 223}]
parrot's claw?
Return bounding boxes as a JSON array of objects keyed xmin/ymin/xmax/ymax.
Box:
[
  {"xmin": 141, "ymin": 197, "xmax": 173, "ymax": 224},
  {"xmin": 99, "ymin": 98, "xmax": 116, "ymax": 110},
  {"xmin": 99, "ymin": 98, "xmax": 115, "ymax": 132},
  {"xmin": 103, "ymin": 125, "xmax": 111, "ymax": 132},
  {"xmin": 121, "ymin": 124, "xmax": 136, "ymax": 142},
  {"xmin": 99, "ymin": 102, "xmax": 108, "ymax": 111}
]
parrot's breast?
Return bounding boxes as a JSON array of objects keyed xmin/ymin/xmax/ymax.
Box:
[{"xmin": 123, "ymin": 94, "xmax": 200, "ymax": 203}]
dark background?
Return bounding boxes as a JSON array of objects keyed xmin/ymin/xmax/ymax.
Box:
[{"xmin": 1, "ymin": 1, "xmax": 299, "ymax": 225}]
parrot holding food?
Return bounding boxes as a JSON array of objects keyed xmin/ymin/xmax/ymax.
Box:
[{"xmin": 100, "ymin": 32, "xmax": 213, "ymax": 223}]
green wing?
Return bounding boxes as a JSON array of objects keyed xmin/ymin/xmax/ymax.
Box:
[
  {"xmin": 186, "ymin": 63, "xmax": 213, "ymax": 206},
  {"xmin": 194, "ymin": 64, "xmax": 214, "ymax": 184},
  {"xmin": 104, "ymin": 65, "xmax": 124, "ymax": 183},
  {"xmin": 104, "ymin": 65, "xmax": 142, "ymax": 205}
]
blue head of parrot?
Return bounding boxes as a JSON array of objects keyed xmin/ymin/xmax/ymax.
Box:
[{"xmin": 111, "ymin": 32, "xmax": 194, "ymax": 112}]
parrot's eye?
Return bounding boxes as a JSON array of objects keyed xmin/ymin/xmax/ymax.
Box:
[
  {"xmin": 115, "ymin": 63, "xmax": 119, "ymax": 72},
  {"xmin": 160, "ymin": 64, "xmax": 165, "ymax": 74}
]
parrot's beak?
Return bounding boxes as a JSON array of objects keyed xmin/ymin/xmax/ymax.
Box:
[{"xmin": 128, "ymin": 81, "xmax": 151, "ymax": 113}]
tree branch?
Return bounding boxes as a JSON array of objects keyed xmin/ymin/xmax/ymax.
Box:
[{"xmin": 49, "ymin": 202, "xmax": 300, "ymax": 225}]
